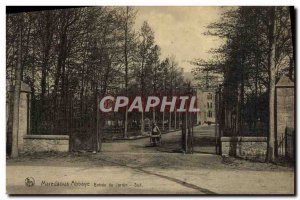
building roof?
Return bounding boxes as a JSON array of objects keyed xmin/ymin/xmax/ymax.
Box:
[{"xmin": 276, "ymin": 75, "xmax": 294, "ymax": 87}]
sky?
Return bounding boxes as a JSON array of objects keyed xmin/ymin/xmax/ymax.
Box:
[{"xmin": 134, "ymin": 6, "xmax": 223, "ymax": 73}]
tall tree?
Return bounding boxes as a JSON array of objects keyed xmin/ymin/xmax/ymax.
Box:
[
  {"xmin": 193, "ymin": 7, "xmax": 293, "ymax": 160},
  {"xmin": 11, "ymin": 14, "xmax": 23, "ymax": 158},
  {"xmin": 136, "ymin": 21, "xmax": 155, "ymax": 133},
  {"xmin": 6, "ymin": 7, "xmax": 186, "ymax": 150},
  {"xmin": 267, "ymin": 7, "xmax": 277, "ymax": 162},
  {"xmin": 121, "ymin": 6, "xmax": 137, "ymax": 138}
]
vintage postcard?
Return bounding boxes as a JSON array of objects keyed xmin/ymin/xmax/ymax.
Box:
[{"xmin": 6, "ymin": 6, "xmax": 295, "ymax": 195}]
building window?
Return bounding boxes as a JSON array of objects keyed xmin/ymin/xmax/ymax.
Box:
[
  {"xmin": 207, "ymin": 102, "xmax": 213, "ymax": 108},
  {"xmin": 207, "ymin": 93, "xmax": 212, "ymax": 100},
  {"xmin": 207, "ymin": 111, "xmax": 213, "ymax": 118}
]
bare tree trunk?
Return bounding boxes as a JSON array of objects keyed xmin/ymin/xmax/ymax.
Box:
[
  {"xmin": 169, "ymin": 111, "xmax": 172, "ymax": 130},
  {"xmin": 11, "ymin": 17, "xmax": 23, "ymax": 158},
  {"xmin": 141, "ymin": 111, "xmax": 144, "ymax": 133},
  {"xmin": 123, "ymin": 6, "xmax": 129, "ymax": 138},
  {"xmin": 40, "ymin": 12, "xmax": 53, "ymax": 111},
  {"xmin": 267, "ymin": 7, "xmax": 277, "ymax": 162},
  {"xmin": 162, "ymin": 111, "xmax": 165, "ymax": 131},
  {"xmin": 124, "ymin": 105, "xmax": 129, "ymax": 138},
  {"xmin": 174, "ymin": 110, "xmax": 177, "ymax": 129},
  {"xmin": 140, "ymin": 67, "xmax": 145, "ymax": 134}
]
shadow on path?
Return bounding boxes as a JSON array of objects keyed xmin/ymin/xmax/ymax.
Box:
[{"xmin": 96, "ymin": 156, "xmax": 217, "ymax": 194}]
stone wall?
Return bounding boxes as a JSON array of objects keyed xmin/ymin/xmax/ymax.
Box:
[
  {"xmin": 221, "ymin": 137, "xmax": 267, "ymax": 162},
  {"xmin": 23, "ymin": 135, "xmax": 69, "ymax": 153}
]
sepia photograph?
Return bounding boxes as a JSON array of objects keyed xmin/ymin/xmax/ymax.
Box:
[{"xmin": 5, "ymin": 6, "xmax": 295, "ymax": 195}]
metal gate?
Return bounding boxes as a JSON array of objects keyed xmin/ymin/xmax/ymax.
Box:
[{"xmin": 179, "ymin": 87, "xmax": 220, "ymax": 155}]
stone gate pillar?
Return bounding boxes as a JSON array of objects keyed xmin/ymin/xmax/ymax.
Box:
[
  {"xmin": 7, "ymin": 81, "xmax": 31, "ymax": 154},
  {"xmin": 275, "ymin": 75, "xmax": 294, "ymax": 157}
]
